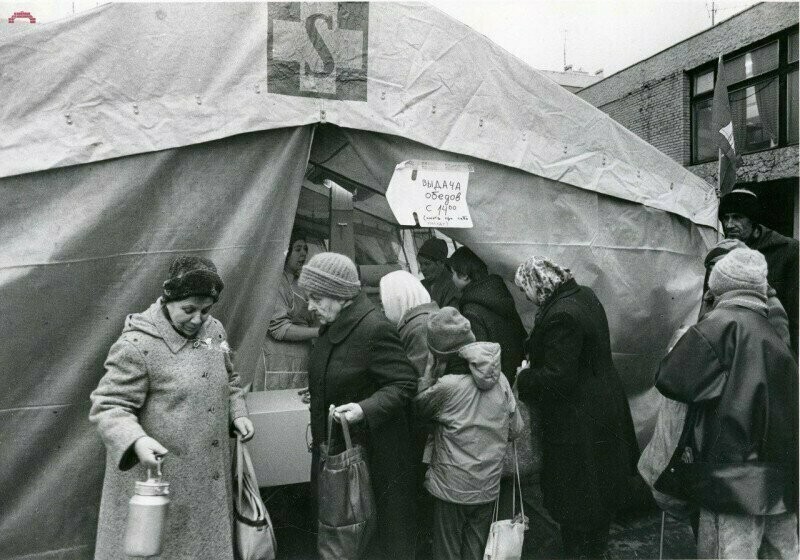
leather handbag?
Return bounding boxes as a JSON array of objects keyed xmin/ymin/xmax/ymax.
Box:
[
  {"xmin": 234, "ymin": 436, "xmax": 277, "ymax": 560},
  {"xmin": 317, "ymin": 405, "xmax": 376, "ymax": 560},
  {"xmin": 485, "ymin": 441, "xmax": 528, "ymax": 560}
]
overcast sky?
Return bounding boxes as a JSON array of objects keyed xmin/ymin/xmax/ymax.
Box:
[{"xmin": 1, "ymin": 0, "xmax": 762, "ymax": 76}]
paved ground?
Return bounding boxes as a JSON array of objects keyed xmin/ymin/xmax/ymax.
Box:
[{"xmin": 264, "ymin": 483, "xmax": 697, "ymax": 560}]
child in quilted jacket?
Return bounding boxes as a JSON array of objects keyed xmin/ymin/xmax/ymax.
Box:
[{"xmin": 416, "ymin": 307, "xmax": 522, "ymax": 560}]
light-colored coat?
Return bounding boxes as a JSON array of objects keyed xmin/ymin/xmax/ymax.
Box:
[
  {"xmin": 416, "ymin": 342, "xmax": 522, "ymax": 505},
  {"xmin": 89, "ymin": 300, "xmax": 248, "ymax": 560}
]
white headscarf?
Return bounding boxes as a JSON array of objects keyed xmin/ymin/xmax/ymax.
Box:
[{"xmin": 379, "ymin": 270, "xmax": 431, "ymax": 325}]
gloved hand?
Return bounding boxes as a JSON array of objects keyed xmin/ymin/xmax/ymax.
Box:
[{"xmin": 333, "ymin": 403, "xmax": 364, "ymax": 424}]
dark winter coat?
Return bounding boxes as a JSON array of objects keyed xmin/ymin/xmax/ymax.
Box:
[
  {"xmin": 397, "ymin": 301, "xmax": 440, "ymax": 376},
  {"xmin": 308, "ymin": 292, "xmax": 417, "ymax": 559},
  {"xmin": 458, "ymin": 274, "xmax": 526, "ymax": 385},
  {"xmin": 656, "ymin": 298, "xmax": 798, "ymax": 515},
  {"xmin": 89, "ymin": 300, "xmax": 248, "ymax": 560},
  {"xmin": 422, "ymin": 267, "xmax": 460, "ymax": 309},
  {"xmin": 748, "ymin": 225, "xmax": 799, "ymax": 353},
  {"xmin": 516, "ymin": 279, "xmax": 639, "ymax": 526}
]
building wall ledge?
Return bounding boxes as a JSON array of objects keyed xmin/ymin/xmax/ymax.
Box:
[{"xmin": 688, "ymin": 145, "xmax": 799, "ymax": 186}]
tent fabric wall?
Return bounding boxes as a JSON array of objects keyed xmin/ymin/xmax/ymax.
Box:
[
  {"xmin": 0, "ymin": 2, "xmax": 717, "ymax": 229},
  {"xmin": 0, "ymin": 126, "xmax": 313, "ymax": 559},
  {"xmin": 325, "ymin": 126, "xmax": 716, "ymax": 444},
  {"xmin": 0, "ymin": 3, "xmax": 724, "ymax": 558}
]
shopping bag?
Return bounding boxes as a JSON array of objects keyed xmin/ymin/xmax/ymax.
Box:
[
  {"xmin": 654, "ymin": 404, "xmax": 701, "ymax": 504},
  {"xmin": 317, "ymin": 405, "xmax": 376, "ymax": 560},
  {"xmin": 485, "ymin": 441, "xmax": 528, "ymax": 560},
  {"xmin": 234, "ymin": 436, "xmax": 277, "ymax": 560},
  {"xmin": 501, "ymin": 378, "xmax": 541, "ymax": 478},
  {"xmin": 638, "ymin": 396, "xmax": 694, "ymax": 520}
]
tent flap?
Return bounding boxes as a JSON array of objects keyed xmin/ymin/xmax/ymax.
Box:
[{"xmin": 0, "ymin": 125, "xmax": 313, "ymax": 558}]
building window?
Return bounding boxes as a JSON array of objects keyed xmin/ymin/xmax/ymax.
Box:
[{"xmin": 691, "ymin": 30, "xmax": 799, "ymax": 164}]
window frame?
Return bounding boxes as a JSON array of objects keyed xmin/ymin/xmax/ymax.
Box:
[{"xmin": 690, "ymin": 28, "xmax": 799, "ymax": 165}]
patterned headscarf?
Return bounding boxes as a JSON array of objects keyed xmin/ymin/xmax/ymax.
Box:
[{"xmin": 514, "ymin": 256, "xmax": 573, "ymax": 306}]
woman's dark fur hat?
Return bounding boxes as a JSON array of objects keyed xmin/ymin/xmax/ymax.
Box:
[{"xmin": 162, "ymin": 255, "xmax": 224, "ymax": 303}]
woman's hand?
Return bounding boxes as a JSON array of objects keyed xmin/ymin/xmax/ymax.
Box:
[
  {"xmin": 333, "ymin": 403, "xmax": 364, "ymax": 424},
  {"xmin": 233, "ymin": 416, "xmax": 255, "ymax": 442},
  {"xmin": 516, "ymin": 359, "xmax": 530, "ymax": 376},
  {"xmin": 134, "ymin": 436, "xmax": 168, "ymax": 469}
]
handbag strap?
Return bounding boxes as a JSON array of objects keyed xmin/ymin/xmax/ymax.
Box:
[
  {"xmin": 513, "ymin": 440, "xmax": 525, "ymax": 520},
  {"xmin": 236, "ymin": 436, "xmax": 244, "ymax": 512},
  {"xmin": 326, "ymin": 404, "xmax": 353, "ymax": 450}
]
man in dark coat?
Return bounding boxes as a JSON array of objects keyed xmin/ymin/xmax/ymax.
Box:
[
  {"xmin": 656, "ymin": 248, "xmax": 798, "ymax": 559},
  {"xmin": 417, "ymin": 237, "xmax": 460, "ymax": 309},
  {"xmin": 449, "ymin": 246, "xmax": 526, "ymax": 385},
  {"xmin": 719, "ymin": 188, "xmax": 799, "ymax": 353},
  {"xmin": 299, "ymin": 252, "xmax": 418, "ymax": 560},
  {"xmin": 514, "ymin": 256, "xmax": 639, "ymax": 559}
]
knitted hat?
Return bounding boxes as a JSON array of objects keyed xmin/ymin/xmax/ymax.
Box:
[
  {"xmin": 162, "ymin": 255, "xmax": 224, "ymax": 302},
  {"xmin": 418, "ymin": 238, "xmax": 448, "ymax": 262},
  {"xmin": 297, "ymin": 252, "xmax": 361, "ymax": 300},
  {"xmin": 703, "ymin": 238, "xmax": 747, "ymax": 268},
  {"xmin": 379, "ymin": 270, "xmax": 431, "ymax": 325},
  {"xmin": 719, "ymin": 189, "xmax": 761, "ymax": 224},
  {"xmin": 708, "ymin": 248, "xmax": 768, "ymax": 298},
  {"xmin": 427, "ymin": 307, "xmax": 476, "ymax": 356}
]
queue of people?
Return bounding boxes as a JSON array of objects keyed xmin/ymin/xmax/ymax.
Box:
[{"xmin": 88, "ymin": 187, "xmax": 798, "ymax": 560}]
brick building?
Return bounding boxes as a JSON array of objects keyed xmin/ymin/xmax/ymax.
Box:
[{"xmin": 579, "ymin": 2, "xmax": 799, "ymax": 237}]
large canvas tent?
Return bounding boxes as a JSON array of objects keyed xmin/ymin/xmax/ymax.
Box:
[{"xmin": 0, "ymin": 3, "xmax": 718, "ymax": 558}]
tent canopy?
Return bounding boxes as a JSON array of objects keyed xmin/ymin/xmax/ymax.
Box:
[{"xmin": 0, "ymin": 3, "xmax": 717, "ymax": 559}]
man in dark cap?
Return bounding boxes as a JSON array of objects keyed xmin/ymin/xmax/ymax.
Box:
[
  {"xmin": 417, "ymin": 237, "xmax": 459, "ymax": 309},
  {"xmin": 719, "ymin": 188, "xmax": 798, "ymax": 353}
]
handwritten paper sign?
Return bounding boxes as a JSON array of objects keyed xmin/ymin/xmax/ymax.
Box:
[{"xmin": 385, "ymin": 160, "xmax": 474, "ymax": 228}]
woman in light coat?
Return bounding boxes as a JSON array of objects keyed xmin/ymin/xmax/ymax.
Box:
[
  {"xmin": 89, "ymin": 256, "xmax": 253, "ymax": 560},
  {"xmin": 256, "ymin": 229, "xmax": 319, "ymax": 390}
]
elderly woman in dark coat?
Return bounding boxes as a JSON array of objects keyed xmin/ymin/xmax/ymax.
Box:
[
  {"xmin": 514, "ymin": 256, "xmax": 639, "ymax": 559},
  {"xmin": 89, "ymin": 256, "xmax": 253, "ymax": 560},
  {"xmin": 300, "ymin": 252, "xmax": 418, "ymax": 560}
]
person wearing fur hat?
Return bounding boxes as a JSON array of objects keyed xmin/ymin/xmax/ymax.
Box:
[
  {"xmin": 380, "ymin": 270, "xmax": 440, "ymax": 376},
  {"xmin": 514, "ymin": 256, "xmax": 639, "ymax": 559},
  {"xmin": 449, "ymin": 245, "xmax": 527, "ymax": 385},
  {"xmin": 719, "ymin": 188, "xmax": 798, "ymax": 353},
  {"xmin": 89, "ymin": 255, "xmax": 253, "ymax": 560},
  {"xmin": 417, "ymin": 237, "xmax": 460, "ymax": 309},
  {"xmin": 415, "ymin": 307, "xmax": 522, "ymax": 560},
  {"xmin": 256, "ymin": 228, "xmax": 320, "ymax": 390},
  {"xmin": 300, "ymin": 252, "xmax": 418, "ymax": 560},
  {"xmin": 656, "ymin": 248, "xmax": 799, "ymax": 559}
]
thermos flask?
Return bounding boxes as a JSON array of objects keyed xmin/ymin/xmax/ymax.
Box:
[{"xmin": 123, "ymin": 458, "xmax": 169, "ymax": 557}]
